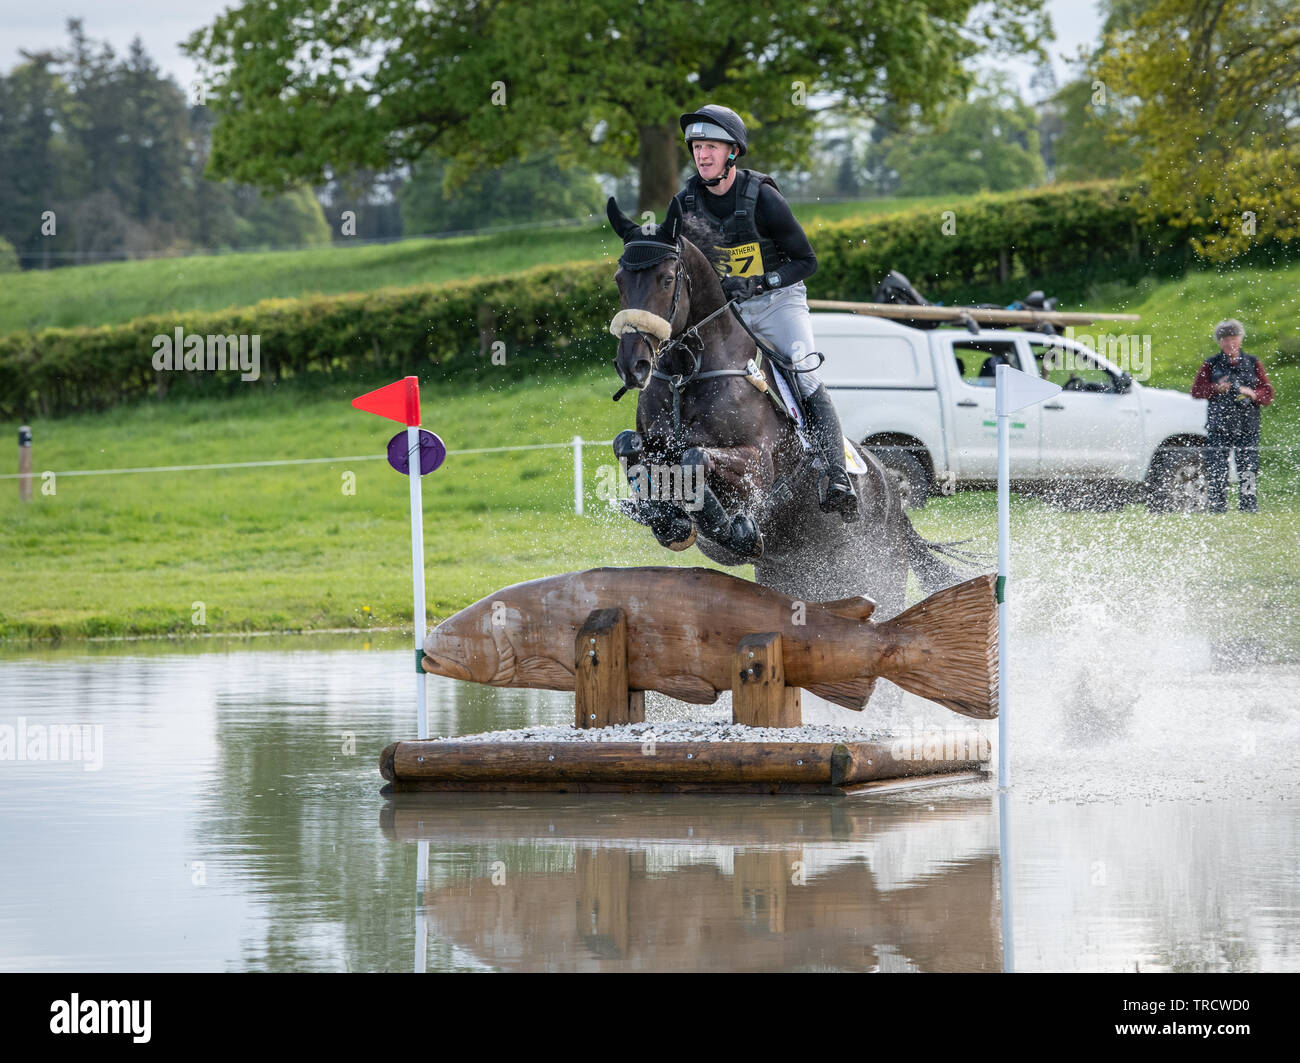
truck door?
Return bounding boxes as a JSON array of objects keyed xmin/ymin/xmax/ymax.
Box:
[
  {"xmin": 1029, "ymin": 340, "xmax": 1145, "ymax": 478},
  {"xmin": 943, "ymin": 337, "xmax": 1041, "ymax": 479}
]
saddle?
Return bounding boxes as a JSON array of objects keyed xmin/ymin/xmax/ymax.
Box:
[{"xmin": 748, "ymin": 350, "xmax": 871, "ymax": 478}]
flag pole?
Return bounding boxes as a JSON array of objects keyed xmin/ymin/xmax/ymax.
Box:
[
  {"xmin": 996, "ymin": 363, "xmax": 1015, "ymax": 973},
  {"xmin": 996, "ymin": 376, "xmax": 1011, "ymax": 790},
  {"xmin": 993, "ymin": 361, "xmax": 1060, "ymax": 975},
  {"xmin": 352, "ymin": 375, "xmax": 435, "ymax": 741},
  {"xmin": 408, "ymin": 417, "xmax": 428, "ymax": 740}
]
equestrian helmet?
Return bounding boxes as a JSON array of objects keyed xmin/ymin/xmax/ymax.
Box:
[{"xmin": 680, "ymin": 105, "xmax": 748, "ymax": 156}]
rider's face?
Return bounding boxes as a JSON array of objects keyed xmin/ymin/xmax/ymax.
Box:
[{"xmin": 692, "ymin": 139, "xmax": 731, "ymax": 180}]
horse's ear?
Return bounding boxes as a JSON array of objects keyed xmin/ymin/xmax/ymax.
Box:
[
  {"xmin": 661, "ymin": 197, "xmax": 683, "ymax": 244},
  {"xmin": 606, "ymin": 197, "xmax": 640, "ymax": 242}
]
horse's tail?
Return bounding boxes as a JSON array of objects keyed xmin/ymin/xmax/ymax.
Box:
[{"xmin": 905, "ymin": 519, "xmax": 989, "ymax": 594}]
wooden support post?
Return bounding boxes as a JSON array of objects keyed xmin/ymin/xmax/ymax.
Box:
[
  {"xmin": 732, "ymin": 632, "xmax": 801, "ymax": 728},
  {"xmin": 575, "ymin": 607, "xmax": 645, "ymax": 729}
]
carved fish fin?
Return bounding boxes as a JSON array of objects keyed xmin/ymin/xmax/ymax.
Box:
[
  {"xmin": 656, "ymin": 674, "xmax": 720, "ymax": 704},
  {"xmin": 875, "ymin": 574, "xmax": 998, "ymax": 720},
  {"xmin": 515, "ymin": 656, "xmax": 574, "ymax": 690},
  {"xmin": 815, "ymin": 594, "xmax": 877, "ymax": 621},
  {"xmin": 807, "ymin": 677, "xmax": 877, "ymax": 710}
]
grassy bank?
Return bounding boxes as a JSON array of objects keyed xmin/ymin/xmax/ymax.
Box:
[
  {"xmin": 1, "ymin": 264, "xmax": 1296, "ymax": 641},
  {"xmin": 1, "ymin": 372, "xmax": 1296, "ymax": 642},
  {"xmin": 0, "ymin": 196, "xmax": 947, "ymax": 334}
]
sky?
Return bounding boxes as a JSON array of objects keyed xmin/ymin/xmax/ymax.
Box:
[{"xmin": 1, "ymin": 0, "xmax": 1103, "ymax": 102}]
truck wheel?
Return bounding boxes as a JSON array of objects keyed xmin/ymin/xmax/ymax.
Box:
[
  {"xmin": 1147, "ymin": 448, "xmax": 1207, "ymax": 513},
  {"xmin": 874, "ymin": 449, "xmax": 930, "ymax": 510}
]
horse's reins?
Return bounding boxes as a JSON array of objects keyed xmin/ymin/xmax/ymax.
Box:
[{"xmin": 611, "ymin": 241, "xmax": 825, "ymax": 438}]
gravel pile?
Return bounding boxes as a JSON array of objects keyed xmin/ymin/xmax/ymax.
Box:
[{"xmin": 432, "ymin": 720, "xmax": 888, "ymax": 745}]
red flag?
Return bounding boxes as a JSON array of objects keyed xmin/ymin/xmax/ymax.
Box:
[{"xmin": 352, "ymin": 376, "xmax": 420, "ymax": 426}]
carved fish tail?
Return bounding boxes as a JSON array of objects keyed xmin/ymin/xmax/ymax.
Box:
[{"xmin": 875, "ymin": 574, "xmax": 998, "ymax": 719}]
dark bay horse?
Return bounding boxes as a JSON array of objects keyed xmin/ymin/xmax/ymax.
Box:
[{"xmin": 605, "ymin": 196, "xmax": 963, "ymax": 635}]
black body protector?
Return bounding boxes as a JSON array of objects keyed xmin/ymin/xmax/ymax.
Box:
[{"xmin": 673, "ymin": 170, "xmax": 790, "ymax": 283}]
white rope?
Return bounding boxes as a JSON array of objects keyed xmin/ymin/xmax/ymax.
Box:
[{"xmin": 0, "ymin": 440, "xmax": 615, "ymax": 479}]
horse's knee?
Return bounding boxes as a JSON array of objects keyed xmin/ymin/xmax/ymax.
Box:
[{"xmin": 613, "ymin": 430, "xmax": 643, "ymax": 461}]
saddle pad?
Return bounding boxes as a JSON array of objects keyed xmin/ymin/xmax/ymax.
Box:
[
  {"xmin": 765, "ymin": 359, "xmax": 868, "ymax": 473},
  {"xmin": 844, "ymin": 438, "xmax": 870, "ymax": 475},
  {"xmin": 766, "ymin": 361, "xmax": 806, "ymax": 428}
]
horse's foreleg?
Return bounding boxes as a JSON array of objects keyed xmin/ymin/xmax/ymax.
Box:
[
  {"xmin": 682, "ymin": 446, "xmax": 764, "ymax": 560},
  {"xmin": 613, "ymin": 430, "xmax": 695, "ymax": 549}
]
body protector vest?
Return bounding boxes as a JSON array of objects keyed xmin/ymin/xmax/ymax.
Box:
[
  {"xmin": 674, "ymin": 169, "xmax": 792, "ymax": 282},
  {"xmin": 1205, "ymin": 351, "xmax": 1262, "ymax": 436}
]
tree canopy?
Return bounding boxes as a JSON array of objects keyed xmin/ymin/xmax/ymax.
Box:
[
  {"xmin": 185, "ymin": 0, "xmax": 1050, "ymax": 211},
  {"xmin": 0, "ymin": 20, "xmax": 331, "ymax": 266},
  {"xmin": 1095, "ymin": 0, "xmax": 1299, "ymax": 261},
  {"xmin": 882, "ymin": 76, "xmax": 1046, "ymax": 195}
]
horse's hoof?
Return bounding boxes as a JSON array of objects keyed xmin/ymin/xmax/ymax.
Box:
[
  {"xmin": 731, "ymin": 515, "xmax": 763, "ymax": 560},
  {"xmin": 666, "ymin": 525, "xmax": 697, "ymax": 551}
]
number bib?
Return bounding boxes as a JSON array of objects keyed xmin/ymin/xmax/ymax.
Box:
[{"xmin": 722, "ymin": 242, "xmax": 764, "ymax": 278}]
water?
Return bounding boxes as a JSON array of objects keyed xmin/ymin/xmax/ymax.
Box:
[{"xmin": 1, "ymin": 613, "xmax": 1297, "ymax": 971}]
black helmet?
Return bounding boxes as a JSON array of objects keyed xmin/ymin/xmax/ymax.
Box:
[{"xmin": 680, "ymin": 104, "xmax": 748, "ymax": 157}]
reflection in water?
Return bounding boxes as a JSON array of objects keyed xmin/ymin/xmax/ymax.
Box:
[
  {"xmin": 0, "ymin": 635, "xmax": 1297, "ymax": 972},
  {"xmin": 385, "ymin": 795, "xmax": 1002, "ymax": 972}
]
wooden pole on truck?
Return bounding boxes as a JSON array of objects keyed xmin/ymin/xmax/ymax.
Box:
[{"xmin": 807, "ymin": 299, "xmax": 1140, "ymax": 327}]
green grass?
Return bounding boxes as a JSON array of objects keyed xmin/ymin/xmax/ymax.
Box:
[
  {"xmin": 1, "ymin": 263, "xmax": 1297, "ymax": 642},
  {"xmin": 0, "ymin": 195, "xmax": 948, "ymax": 335}
]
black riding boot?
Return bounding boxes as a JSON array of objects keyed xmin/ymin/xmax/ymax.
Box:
[{"xmin": 803, "ymin": 384, "xmax": 859, "ymax": 521}]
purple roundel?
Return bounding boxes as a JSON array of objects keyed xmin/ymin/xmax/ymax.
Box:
[{"xmin": 387, "ymin": 429, "xmax": 445, "ymax": 476}]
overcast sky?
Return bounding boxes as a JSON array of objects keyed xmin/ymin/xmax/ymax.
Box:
[{"xmin": 2, "ymin": 0, "xmax": 1102, "ymax": 101}]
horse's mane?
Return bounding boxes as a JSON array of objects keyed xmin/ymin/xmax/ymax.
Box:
[{"xmin": 680, "ymin": 215, "xmax": 730, "ymax": 276}]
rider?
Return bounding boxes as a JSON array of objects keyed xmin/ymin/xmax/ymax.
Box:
[{"xmin": 674, "ymin": 103, "xmax": 858, "ymax": 518}]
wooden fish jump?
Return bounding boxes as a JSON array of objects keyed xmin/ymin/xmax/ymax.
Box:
[{"xmin": 381, "ymin": 567, "xmax": 997, "ymax": 796}]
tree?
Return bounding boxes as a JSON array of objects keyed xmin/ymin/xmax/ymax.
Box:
[
  {"xmin": 1046, "ymin": 76, "xmax": 1135, "ymax": 183},
  {"xmin": 881, "ymin": 77, "xmax": 1046, "ymax": 195},
  {"xmin": 184, "ymin": 0, "xmax": 1049, "ymax": 212},
  {"xmin": 0, "ymin": 52, "xmax": 74, "ymax": 266},
  {"xmin": 1095, "ymin": 0, "xmax": 1300, "ymax": 261},
  {"xmin": 399, "ymin": 152, "xmax": 604, "ymax": 234}
]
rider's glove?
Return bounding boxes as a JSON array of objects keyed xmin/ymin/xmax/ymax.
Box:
[{"xmin": 722, "ymin": 276, "xmax": 763, "ymax": 301}]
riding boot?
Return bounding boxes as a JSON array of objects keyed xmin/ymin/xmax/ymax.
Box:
[{"xmin": 802, "ymin": 384, "xmax": 859, "ymax": 521}]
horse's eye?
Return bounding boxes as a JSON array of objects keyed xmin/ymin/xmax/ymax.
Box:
[{"xmin": 661, "ymin": 274, "xmax": 672, "ymax": 290}]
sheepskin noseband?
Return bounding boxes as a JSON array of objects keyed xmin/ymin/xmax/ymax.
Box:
[{"xmin": 609, "ymin": 308, "xmax": 673, "ymax": 343}]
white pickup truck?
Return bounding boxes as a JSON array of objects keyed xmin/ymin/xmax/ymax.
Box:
[{"xmin": 814, "ymin": 313, "xmax": 1209, "ymax": 511}]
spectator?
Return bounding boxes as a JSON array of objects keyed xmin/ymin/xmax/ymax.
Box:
[{"xmin": 1191, "ymin": 319, "xmax": 1274, "ymax": 512}]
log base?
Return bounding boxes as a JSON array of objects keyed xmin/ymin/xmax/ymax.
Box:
[{"xmin": 380, "ymin": 738, "xmax": 990, "ymax": 797}]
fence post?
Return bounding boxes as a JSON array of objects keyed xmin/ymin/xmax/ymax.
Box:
[
  {"xmin": 18, "ymin": 426, "xmax": 32, "ymax": 503},
  {"xmin": 573, "ymin": 435, "xmax": 583, "ymax": 515}
]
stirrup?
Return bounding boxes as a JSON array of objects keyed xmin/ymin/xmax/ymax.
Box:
[{"xmin": 818, "ymin": 468, "xmax": 859, "ymax": 522}]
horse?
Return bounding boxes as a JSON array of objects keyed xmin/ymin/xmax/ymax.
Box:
[{"xmin": 604, "ymin": 195, "xmax": 965, "ymax": 644}]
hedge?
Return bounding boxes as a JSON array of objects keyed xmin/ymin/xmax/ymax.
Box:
[{"xmin": 1, "ymin": 181, "xmax": 1293, "ymax": 419}]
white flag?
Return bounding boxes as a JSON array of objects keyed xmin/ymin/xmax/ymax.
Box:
[{"xmin": 995, "ymin": 363, "xmax": 1061, "ymax": 416}]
